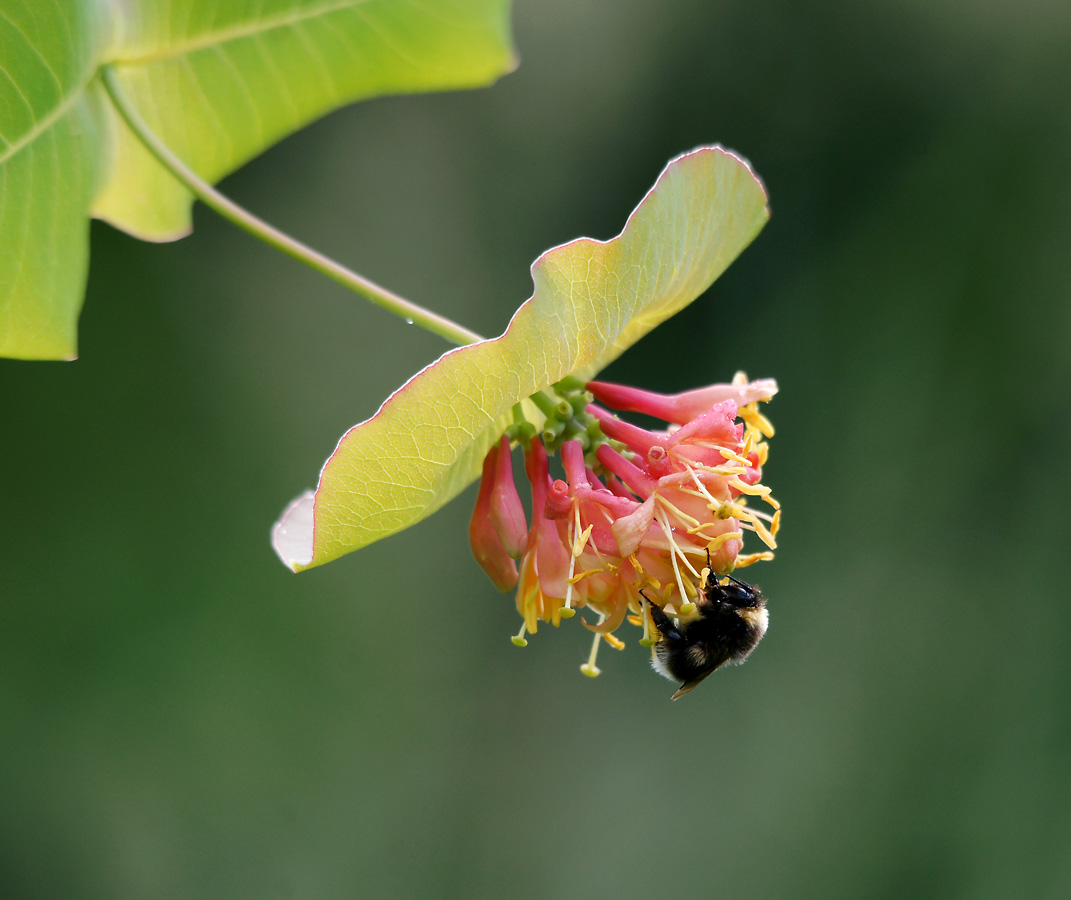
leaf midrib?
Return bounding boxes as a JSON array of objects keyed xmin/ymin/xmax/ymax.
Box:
[
  {"xmin": 0, "ymin": 0, "xmax": 378, "ymax": 169},
  {"xmin": 0, "ymin": 70, "xmax": 94, "ymax": 167},
  {"xmin": 112, "ymin": 0, "xmax": 378, "ymax": 66}
]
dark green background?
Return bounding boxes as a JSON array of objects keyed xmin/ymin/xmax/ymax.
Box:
[{"xmin": 3, "ymin": 1, "xmax": 1069, "ymax": 897}]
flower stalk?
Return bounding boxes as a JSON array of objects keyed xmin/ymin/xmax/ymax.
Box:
[{"xmin": 100, "ymin": 65, "xmax": 484, "ymax": 348}]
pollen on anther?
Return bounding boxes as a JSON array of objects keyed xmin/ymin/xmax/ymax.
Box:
[
  {"xmin": 736, "ymin": 551, "xmax": 774, "ymax": 567},
  {"xmin": 738, "ymin": 404, "xmax": 775, "ymax": 438}
]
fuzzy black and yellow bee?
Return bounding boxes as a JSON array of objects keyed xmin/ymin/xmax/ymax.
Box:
[{"xmin": 645, "ymin": 560, "xmax": 768, "ymax": 700}]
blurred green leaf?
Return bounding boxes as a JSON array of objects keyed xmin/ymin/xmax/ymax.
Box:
[
  {"xmin": 0, "ymin": 0, "xmax": 109, "ymax": 360},
  {"xmin": 91, "ymin": 0, "xmax": 516, "ymax": 240},
  {"xmin": 0, "ymin": 0, "xmax": 516, "ymax": 360},
  {"xmin": 273, "ymin": 146, "xmax": 769, "ymax": 571}
]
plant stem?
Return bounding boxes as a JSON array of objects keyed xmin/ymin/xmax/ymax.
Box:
[{"xmin": 100, "ymin": 65, "xmax": 485, "ymax": 348}]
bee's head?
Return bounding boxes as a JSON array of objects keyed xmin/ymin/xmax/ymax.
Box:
[{"xmin": 704, "ymin": 570, "xmax": 765, "ymax": 609}]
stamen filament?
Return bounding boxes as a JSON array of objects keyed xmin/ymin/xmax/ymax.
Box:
[
  {"xmin": 656, "ymin": 508, "xmax": 696, "ymax": 612},
  {"xmin": 560, "ymin": 510, "xmax": 579, "ymax": 618},
  {"xmin": 655, "ymin": 495, "xmax": 704, "ymax": 534},
  {"xmin": 686, "ymin": 464, "xmax": 721, "ymax": 507},
  {"xmin": 736, "ymin": 510, "xmax": 777, "ymax": 549},
  {"xmin": 580, "ymin": 620, "xmax": 604, "ymax": 677}
]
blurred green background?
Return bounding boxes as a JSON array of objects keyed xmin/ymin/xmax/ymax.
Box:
[{"xmin": 3, "ymin": 0, "xmax": 1070, "ymax": 897}]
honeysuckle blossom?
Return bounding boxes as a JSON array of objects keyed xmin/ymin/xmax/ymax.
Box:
[{"xmin": 469, "ymin": 372, "xmax": 779, "ymax": 677}]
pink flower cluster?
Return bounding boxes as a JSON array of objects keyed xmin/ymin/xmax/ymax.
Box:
[{"xmin": 469, "ymin": 374, "xmax": 779, "ymax": 674}]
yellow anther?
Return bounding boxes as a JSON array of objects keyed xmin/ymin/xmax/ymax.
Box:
[
  {"xmin": 728, "ymin": 476, "xmax": 772, "ymax": 497},
  {"xmin": 572, "ymin": 523, "xmax": 593, "ymax": 557},
  {"xmin": 738, "ymin": 404, "xmax": 775, "ymax": 437},
  {"xmin": 602, "ymin": 633, "xmax": 626, "ymax": 651},
  {"xmin": 735, "ymin": 551, "xmax": 775, "ymax": 568},
  {"xmin": 743, "ymin": 513, "xmax": 777, "ymax": 549},
  {"xmin": 708, "ymin": 530, "xmax": 743, "ymax": 551},
  {"xmin": 628, "ymin": 553, "xmax": 650, "ymax": 580},
  {"xmin": 562, "ymin": 512, "xmax": 582, "ymax": 613},
  {"xmin": 568, "ymin": 567, "xmax": 605, "ymax": 584}
]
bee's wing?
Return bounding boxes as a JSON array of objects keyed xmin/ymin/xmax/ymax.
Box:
[{"xmin": 670, "ymin": 670, "xmax": 715, "ymax": 700}]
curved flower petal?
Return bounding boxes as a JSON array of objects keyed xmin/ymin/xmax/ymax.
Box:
[{"xmin": 587, "ymin": 378, "xmax": 777, "ymax": 424}]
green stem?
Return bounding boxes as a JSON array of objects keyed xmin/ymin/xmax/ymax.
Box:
[
  {"xmin": 100, "ymin": 65, "xmax": 485, "ymax": 348},
  {"xmin": 529, "ymin": 390, "xmax": 560, "ymax": 418}
]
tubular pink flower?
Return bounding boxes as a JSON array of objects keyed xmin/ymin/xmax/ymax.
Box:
[
  {"xmin": 588, "ymin": 377, "xmax": 778, "ymax": 425},
  {"xmin": 589, "ymin": 405, "xmax": 664, "ymax": 458},
  {"xmin": 470, "ymin": 373, "xmax": 779, "ymax": 674},
  {"xmin": 514, "ymin": 439, "xmax": 571, "ymax": 632},
  {"xmin": 559, "ymin": 440, "xmax": 589, "ymax": 488},
  {"xmin": 469, "ymin": 444, "xmax": 519, "ymax": 592},
  {"xmin": 488, "ymin": 435, "xmax": 528, "ymax": 559},
  {"xmin": 594, "ymin": 443, "xmax": 658, "ymax": 496}
]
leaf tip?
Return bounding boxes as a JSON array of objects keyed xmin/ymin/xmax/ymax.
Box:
[{"xmin": 272, "ymin": 490, "xmax": 316, "ymax": 572}]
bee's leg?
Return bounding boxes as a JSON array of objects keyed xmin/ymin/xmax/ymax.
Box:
[
  {"xmin": 702, "ymin": 548, "xmax": 724, "ymax": 594},
  {"xmin": 646, "ymin": 600, "xmax": 684, "ymax": 642}
]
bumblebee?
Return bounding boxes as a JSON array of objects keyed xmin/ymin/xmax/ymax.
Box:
[{"xmin": 646, "ymin": 561, "xmax": 768, "ymax": 700}]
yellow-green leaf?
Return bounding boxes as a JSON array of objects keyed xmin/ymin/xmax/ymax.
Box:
[
  {"xmin": 0, "ymin": 0, "xmax": 516, "ymax": 360},
  {"xmin": 273, "ymin": 146, "xmax": 769, "ymax": 571},
  {"xmin": 0, "ymin": 0, "xmax": 108, "ymax": 359},
  {"xmin": 93, "ymin": 0, "xmax": 516, "ymax": 240}
]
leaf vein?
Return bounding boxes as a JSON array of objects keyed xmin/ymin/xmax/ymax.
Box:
[{"xmin": 116, "ymin": 0, "xmax": 378, "ymax": 65}]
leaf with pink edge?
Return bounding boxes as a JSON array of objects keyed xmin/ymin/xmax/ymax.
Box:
[{"xmin": 273, "ymin": 145, "xmax": 769, "ymax": 571}]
